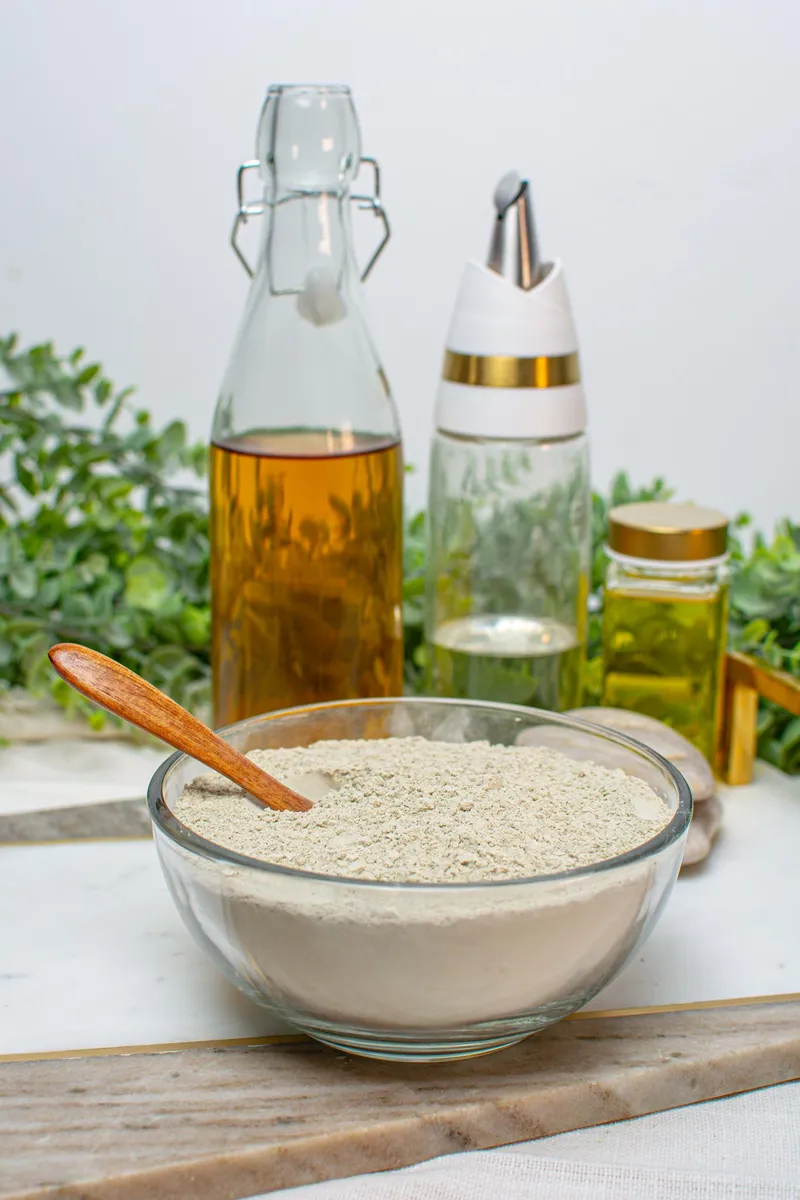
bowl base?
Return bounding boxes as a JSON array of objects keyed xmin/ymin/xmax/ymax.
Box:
[{"xmin": 300, "ymin": 1026, "xmax": 532, "ymax": 1062}]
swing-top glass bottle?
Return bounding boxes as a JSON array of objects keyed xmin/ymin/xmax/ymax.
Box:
[{"xmin": 210, "ymin": 85, "xmax": 403, "ymax": 726}]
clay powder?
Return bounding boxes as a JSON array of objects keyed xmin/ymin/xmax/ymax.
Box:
[
  {"xmin": 169, "ymin": 738, "xmax": 676, "ymax": 1029},
  {"xmin": 175, "ymin": 737, "xmax": 670, "ymax": 884}
]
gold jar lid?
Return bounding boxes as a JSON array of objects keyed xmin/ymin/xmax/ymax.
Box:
[{"xmin": 608, "ymin": 502, "xmax": 729, "ymax": 562}]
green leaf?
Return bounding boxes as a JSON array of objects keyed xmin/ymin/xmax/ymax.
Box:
[
  {"xmin": 94, "ymin": 378, "xmax": 112, "ymax": 405},
  {"xmin": 14, "ymin": 459, "xmax": 38, "ymax": 496},
  {"xmin": 35, "ymin": 577, "xmax": 60, "ymax": 608},
  {"xmin": 76, "ymin": 363, "xmax": 101, "ymax": 387},
  {"xmin": 52, "ymin": 380, "xmax": 84, "ymax": 411},
  {"xmin": 124, "ymin": 556, "xmax": 173, "ymax": 612},
  {"xmin": 8, "ymin": 562, "xmax": 38, "ymax": 599},
  {"xmin": 60, "ymin": 591, "xmax": 95, "ymax": 620},
  {"xmin": 102, "ymin": 387, "xmax": 135, "ymax": 430},
  {"xmin": 105, "ymin": 618, "xmax": 134, "ymax": 649},
  {"xmin": 181, "ymin": 604, "xmax": 210, "ymax": 647}
]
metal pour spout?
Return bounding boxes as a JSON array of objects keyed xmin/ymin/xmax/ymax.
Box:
[{"xmin": 487, "ymin": 170, "xmax": 543, "ymax": 290}]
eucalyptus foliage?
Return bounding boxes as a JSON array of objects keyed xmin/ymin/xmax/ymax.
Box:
[{"xmin": 0, "ymin": 335, "xmax": 209, "ymax": 726}]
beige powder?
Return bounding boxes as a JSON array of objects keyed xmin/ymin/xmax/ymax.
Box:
[
  {"xmin": 167, "ymin": 738, "xmax": 679, "ymax": 1031},
  {"xmin": 174, "ymin": 737, "xmax": 670, "ymax": 883}
]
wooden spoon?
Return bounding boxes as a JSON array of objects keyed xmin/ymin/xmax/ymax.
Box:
[{"xmin": 48, "ymin": 643, "xmax": 312, "ymax": 813}]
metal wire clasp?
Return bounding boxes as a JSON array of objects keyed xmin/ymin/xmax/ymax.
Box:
[
  {"xmin": 230, "ymin": 161, "xmax": 264, "ymax": 276},
  {"xmin": 229, "ymin": 156, "xmax": 391, "ymax": 281},
  {"xmin": 350, "ymin": 157, "xmax": 391, "ymax": 281}
]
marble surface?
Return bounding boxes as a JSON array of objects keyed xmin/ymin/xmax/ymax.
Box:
[
  {"xmin": 585, "ymin": 765, "xmax": 800, "ymax": 1014},
  {"xmin": 2, "ymin": 765, "xmax": 799, "ymax": 1058},
  {"xmin": 4, "ymin": 1002, "xmax": 800, "ymax": 1200},
  {"xmin": 2, "ymin": 740, "xmax": 799, "ymax": 1200},
  {"xmin": 0, "ymin": 738, "xmax": 163, "ymax": 815}
]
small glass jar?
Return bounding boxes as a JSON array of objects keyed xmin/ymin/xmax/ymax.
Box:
[{"xmin": 600, "ymin": 502, "xmax": 729, "ymax": 762}]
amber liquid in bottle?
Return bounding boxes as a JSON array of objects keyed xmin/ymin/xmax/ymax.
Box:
[{"xmin": 210, "ymin": 430, "xmax": 403, "ymax": 726}]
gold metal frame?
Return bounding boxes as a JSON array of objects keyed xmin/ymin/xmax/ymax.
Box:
[{"xmin": 719, "ymin": 651, "xmax": 800, "ymax": 785}]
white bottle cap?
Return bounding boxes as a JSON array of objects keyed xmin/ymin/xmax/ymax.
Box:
[{"xmin": 435, "ymin": 259, "xmax": 587, "ymax": 440}]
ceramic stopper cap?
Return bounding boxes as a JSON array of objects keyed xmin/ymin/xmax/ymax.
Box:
[{"xmin": 435, "ymin": 259, "xmax": 587, "ymax": 440}]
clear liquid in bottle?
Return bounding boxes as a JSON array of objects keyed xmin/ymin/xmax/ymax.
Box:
[{"xmin": 430, "ymin": 613, "xmax": 583, "ymax": 711}]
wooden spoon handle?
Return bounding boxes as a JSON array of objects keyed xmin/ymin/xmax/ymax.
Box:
[{"xmin": 48, "ymin": 644, "xmax": 311, "ymax": 813}]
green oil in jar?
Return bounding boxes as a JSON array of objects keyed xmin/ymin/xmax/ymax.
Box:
[
  {"xmin": 601, "ymin": 501, "xmax": 730, "ymax": 764},
  {"xmin": 601, "ymin": 585, "xmax": 728, "ymax": 761}
]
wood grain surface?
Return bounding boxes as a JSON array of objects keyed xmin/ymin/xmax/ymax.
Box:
[{"xmin": 4, "ymin": 1001, "xmax": 800, "ymax": 1200}]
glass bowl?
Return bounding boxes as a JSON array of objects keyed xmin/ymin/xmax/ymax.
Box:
[{"xmin": 147, "ymin": 698, "xmax": 691, "ymax": 1062}]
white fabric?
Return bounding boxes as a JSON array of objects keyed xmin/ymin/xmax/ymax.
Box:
[
  {"xmin": 270, "ymin": 1157, "xmax": 795, "ymax": 1199},
  {"xmin": 509, "ymin": 1082, "xmax": 800, "ymax": 1180},
  {"xmin": 266, "ymin": 1085, "xmax": 800, "ymax": 1198}
]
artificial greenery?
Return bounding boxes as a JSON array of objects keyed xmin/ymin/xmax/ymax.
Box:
[
  {"xmin": 0, "ymin": 335, "xmax": 210, "ymax": 727},
  {"xmin": 2, "ymin": 335, "xmax": 799, "ymax": 770}
]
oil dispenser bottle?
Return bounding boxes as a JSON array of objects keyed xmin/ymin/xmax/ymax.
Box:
[{"xmin": 426, "ymin": 173, "xmax": 590, "ymax": 711}]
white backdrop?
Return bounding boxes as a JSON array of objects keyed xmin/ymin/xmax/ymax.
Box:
[{"xmin": 1, "ymin": 0, "xmax": 798, "ymax": 526}]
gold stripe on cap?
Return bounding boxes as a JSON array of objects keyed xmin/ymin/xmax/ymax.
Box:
[{"xmin": 443, "ymin": 349, "xmax": 580, "ymax": 389}]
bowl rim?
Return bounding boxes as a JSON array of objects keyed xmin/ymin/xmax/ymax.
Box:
[{"xmin": 147, "ymin": 696, "xmax": 693, "ymax": 891}]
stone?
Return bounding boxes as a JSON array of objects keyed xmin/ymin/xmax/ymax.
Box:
[
  {"xmin": 565, "ymin": 707, "xmax": 716, "ymax": 802},
  {"xmin": 682, "ymin": 794, "xmax": 723, "ymax": 867}
]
